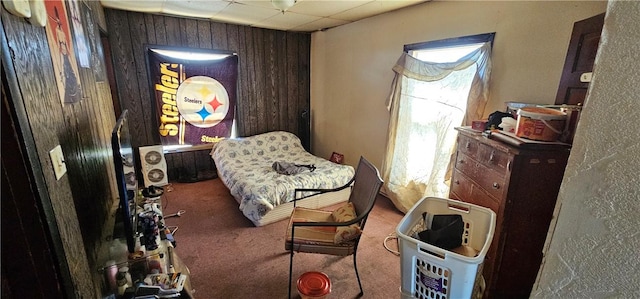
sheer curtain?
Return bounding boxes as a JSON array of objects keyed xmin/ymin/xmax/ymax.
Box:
[{"xmin": 382, "ymin": 42, "xmax": 492, "ymax": 213}]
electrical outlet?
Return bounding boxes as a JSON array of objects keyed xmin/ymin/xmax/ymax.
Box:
[{"xmin": 49, "ymin": 145, "xmax": 67, "ymax": 180}]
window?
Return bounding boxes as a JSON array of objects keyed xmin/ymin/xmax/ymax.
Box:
[{"xmin": 382, "ymin": 33, "xmax": 494, "ymax": 212}]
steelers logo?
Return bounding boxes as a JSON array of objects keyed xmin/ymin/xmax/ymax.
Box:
[{"xmin": 176, "ymin": 76, "xmax": 229, "ymax": 128}]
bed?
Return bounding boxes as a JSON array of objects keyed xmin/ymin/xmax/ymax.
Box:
[{"xmin": 210, "ymin": 131, "xmax": 355, "ymax": 226}]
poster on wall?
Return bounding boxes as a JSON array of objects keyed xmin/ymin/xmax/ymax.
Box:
[
  {"xmin": 82, "ymin": 1, "xmax": 106, "ymax": 82},
  {"xmin": 44, "ymin": 0, "xmax": 82, "ymax": 103},
  {"xmin": 146, "ymin": 46, "xmax": 238, "ymax": 146},
  {"xmin": 68, "ymin": 0, "xmax": 91, "ymax": 68}
]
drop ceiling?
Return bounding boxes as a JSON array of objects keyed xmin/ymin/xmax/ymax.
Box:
[{"xmin": 100, "ymin": 0, "xmax": 429, "ymax": 32}]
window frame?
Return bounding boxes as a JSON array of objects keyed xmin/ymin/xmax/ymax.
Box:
[{"xmin": 404, "ymin": 32, "xmax": 495, "ymax": 53}]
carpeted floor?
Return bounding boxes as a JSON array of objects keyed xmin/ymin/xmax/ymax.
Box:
[{"xmin": 160, "ymin": 178, "xmax": 406, "ymax": 298}]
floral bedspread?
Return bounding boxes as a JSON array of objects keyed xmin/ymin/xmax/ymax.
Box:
[{"xmin": 210, "ymin": 131, "xmax": 355, "ymax": 226}]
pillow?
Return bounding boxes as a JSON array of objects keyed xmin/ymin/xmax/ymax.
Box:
[{"xmin": 331, "ymin": 202, "xmax": 362, "ymax": 244}]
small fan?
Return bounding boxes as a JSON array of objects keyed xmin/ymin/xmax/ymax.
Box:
[
  {"xmin": 139, "ymin": 145, "xmax": 168, "ymax": 187},
  {"xmin": 144, "ymin": 150, "xmax": 163, "ymax": 166},
  {"xmin": 148, "ymin": 169, "xmax": 166, "ymax": 183}
]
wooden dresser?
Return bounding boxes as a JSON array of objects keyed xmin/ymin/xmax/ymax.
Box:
[{"xmin": 449, "ymin": 128, "xmax": 570, "ymax": 298}]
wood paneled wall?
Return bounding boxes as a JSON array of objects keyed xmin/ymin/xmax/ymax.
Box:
[
  {"xmin": 2, "ymin": 3, "xmax": 311, "ymax": 296},
  {"xmin": 2, "ymin": 1, "xmax": 115, "ymax": 297},
  {"xmin": 104, "ymin": 9, "xmax": 311, "ymax": 182}
]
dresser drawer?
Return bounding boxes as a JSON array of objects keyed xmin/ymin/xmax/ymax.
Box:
[
  {"xmin": 451, "ymin": 169, "xmax": 499, "ymax": 212},
  {"xmin": 474, "ymin": 163, "xmax": 506, "ymax": 200},
  {"xmin": 479, "ymin": 143, "xmax": 511, "ymax": 175},
  {"xmin": 469, "ymin": 181, "xmax": 500, "ymax": 213},
  {"xmin": 449, "ymin": 191, "xmax": 463, "ymax": 202},
  {"xmin": 451, "ymin": 169, "xmax": 473, "ymax": 199},
  {"xmin": 455, "ymin": 152, "xmax": 479, "ymax": 179},
  {"xmin": 456, "ymin": 152, "xmax": 506, "ymax": 200},
  {"xmin": 457, "ymin": 135, "xmax": 480, "ymax": 161}
]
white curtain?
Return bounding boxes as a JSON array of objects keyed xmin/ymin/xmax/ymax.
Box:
[{"xmin": 382, "ymin": 42, "xmax": 492, "ymax": 213}]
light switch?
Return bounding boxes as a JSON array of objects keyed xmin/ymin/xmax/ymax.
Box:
[
  {"xmin": 580, "ymin": 72, "xmax": 592, "ymax": 83},
  {"xmin": 49, "ymin": 145, "xmax": 67, "ymax": 180}
]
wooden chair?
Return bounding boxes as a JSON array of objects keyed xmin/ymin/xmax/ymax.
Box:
[{"xmin": 285, "ymin": 156, "xmax": 383, "ymax": 298}]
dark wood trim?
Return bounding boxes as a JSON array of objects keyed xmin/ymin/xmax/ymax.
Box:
[
  {"xmin": 1, "ymin": 20, "xmax": 72, "ymax": 297},
  {"xmin": 103, "ymin": 33, "xmax": 121, "ymax": 118},
  {"xmin": 163, "ymin": 143, "xmax": 214, "ymax": 154},
  {"xmin": 404, "ymin": 32, "xmax": 496, "ymax": 52}
]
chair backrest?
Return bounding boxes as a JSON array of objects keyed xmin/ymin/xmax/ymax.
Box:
[{"xmin": 348, "ymin": 157, "xmax": 383, "ymax": 230}]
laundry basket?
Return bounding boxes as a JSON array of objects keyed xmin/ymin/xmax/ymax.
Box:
[{"xmin": 397, "ymin": 197, "xmax": 496, "ymax": 299}]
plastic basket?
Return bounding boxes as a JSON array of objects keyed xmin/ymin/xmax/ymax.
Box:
[{"xmin": 396, "ymin": 197, "xmax": 496, "ymax": 299}]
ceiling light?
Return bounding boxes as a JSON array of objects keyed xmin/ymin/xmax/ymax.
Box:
[{"xmin": 271, "ymin": 0, "xmax": 295, "ymax": 12}]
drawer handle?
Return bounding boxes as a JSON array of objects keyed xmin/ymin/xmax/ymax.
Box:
[
  {"xmin": 459, "ymin": 159, "xmax": 465, "ymax": 164},
  {"xmin": 489, "ymin": 151, "xmax": 495, "ymax": 162},
  {"xmin": 507, "ymin": 160, "xmax": 511, "ymax": 171},
  {"xmin": 454, "ymin": 180, "xmax": 460, "ymax": 185},
  {"xmin": 465, "ymin": 141, "xmax": 471, "ymax": 149},
  {"xmin": 492, "ymin": 182, "xmax": 500, "ymax": 189}
]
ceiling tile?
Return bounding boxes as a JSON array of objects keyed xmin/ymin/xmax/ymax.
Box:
[
  {"xmin": 234, "ymin": 0, "xmax": 278, "ymax": 10},
  {"xmin": 291, "ymin": 17, "xmax": 351, "ymax": 32},
  {"xmin": 100, "ymin": 0, "xmax": 431, "ymax": 32},
  {"xmin": 164, "ymin": 0, "xmax": 229, "ymax": 19},
  {"xmin": 332, "ymin": 0, "xmax": 426, "ymax": 21},
  {"xmin": 101, "ymin": 0, "xmax": 167, "ymax": 13},
  {"xmin": 288, "ymin": 0, "xmax": 372, "ymax": 18},
  {"xmin": 253, "ymin": 10, "xmax": 322, "ymax": 31},
  {"xmin": 213, "ymin": 2, "xmax": 281, "ymax": 26}
]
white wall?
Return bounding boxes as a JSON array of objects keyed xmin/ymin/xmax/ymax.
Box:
[
  {"xmin": 310, "ymin": 0, "xmax": 606, "ymax": 167},
  {"xmin": 534, "ymin": 1, "xmax": 640, "ymax": 297}
]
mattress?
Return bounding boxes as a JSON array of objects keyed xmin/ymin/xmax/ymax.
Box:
[{"xmin": 210, "ymin": 131, "xmax": 355, "ymax": 226}]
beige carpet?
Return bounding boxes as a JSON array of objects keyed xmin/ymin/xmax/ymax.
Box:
[{"xmin": 160, "ymin": 178, "xmax": 405, "ymax": 298}]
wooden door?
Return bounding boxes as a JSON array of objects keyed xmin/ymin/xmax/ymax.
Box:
[
  {"xmin": 2, "ymin": 68, "xmax": 67, "ymax": 298},
  {"xmin": 554, "ymin": 13, "xmax": 605, "ymax": 105}
]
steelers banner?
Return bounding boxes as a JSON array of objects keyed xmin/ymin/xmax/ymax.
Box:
[{"xmin": 147, "ymin": 47, "xmax": 238, "ymax": 146}]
